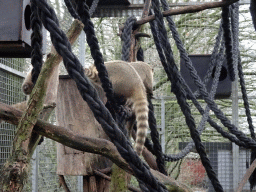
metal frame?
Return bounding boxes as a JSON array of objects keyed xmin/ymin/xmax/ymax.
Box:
[{"xmin": 0, "ymin": 62, "xmax": 26, "ymax": 78}]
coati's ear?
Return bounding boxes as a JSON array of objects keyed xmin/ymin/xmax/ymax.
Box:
[
  {"xmin": 84, "ymin": 68, "xmax": 90, "ymax": 76},
  {"xmin": 84, "ymin": 65, "xmax": 100, "ymax": 83}
]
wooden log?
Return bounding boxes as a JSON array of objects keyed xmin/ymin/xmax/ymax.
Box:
[{"xmin": 89, "ymin": 176, "xmax": 97, "ymax": 192}]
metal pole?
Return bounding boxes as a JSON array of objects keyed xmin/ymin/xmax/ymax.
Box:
[
  {"xmin": 232, "ymin": 67, "xmax": 239, "ymax": 190},
  {"xmin": 32, "ymin": 147, "xmax": 39, "ymax": 192},
  {"xmin": 77, "ymin": 176, "xmax": 83, "ymax": 192},
  {"xmin": 232, "ymin": 2, "xmax": 240, "ymax": 189},
  {"xmin": 78, "ymin": 32, "xmax": 86, "ymax": 191},
  {"xmin": 79, "ymin": 32, "xmax": 86, "ymax": 67},
  {"xmin": 161, "ymin": 97, "xmax": 166, "ymax": 153}
]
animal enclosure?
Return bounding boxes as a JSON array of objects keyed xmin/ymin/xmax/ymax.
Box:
[{"xmin": 0, "ymin": 0, "xmax": 256, "ymax": 191}]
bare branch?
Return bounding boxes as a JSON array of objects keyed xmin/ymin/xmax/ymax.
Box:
[
  {"xmin": 0, "ymin": 102, "xmax": 192, "ymax": 192},
  {"xmin": 136, "ymin": 0, "xmax": 238, "ymax": 26}
]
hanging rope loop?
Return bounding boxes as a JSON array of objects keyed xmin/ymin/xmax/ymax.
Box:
[
  {"xmin": 121, "ymin": 16, "xmax": 137, "ymax": 61},
  {"xmin": 30, "ymin": 0, "xmax": 43, "ymax": 84}
]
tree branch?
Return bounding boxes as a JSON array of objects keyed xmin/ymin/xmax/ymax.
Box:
[
  {"xmin": 127, "ymin": 0, "xmax": 239, "ymax": 28},
  {"xmin": 0, "ymin": 102, "xmax": 132, "ymax": 174},
  {"xmin": 0, "ymin": 102, "xmax": 192, "ymax": 192}
]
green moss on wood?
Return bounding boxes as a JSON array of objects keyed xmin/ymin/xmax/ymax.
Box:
[{"xmin": 110, "ymin": 164, "xmax": 128, "ymax": 192}]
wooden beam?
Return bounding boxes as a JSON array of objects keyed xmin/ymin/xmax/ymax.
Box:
[
  {"xmin": 236, "ymin": 159, "xmax": 256, "ymax": 192},
  {"xmin": 135, "ymin": 0, "xmax": 238, "ymax": 26}
]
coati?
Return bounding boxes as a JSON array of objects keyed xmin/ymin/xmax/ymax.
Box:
[
  {"xmin": 85, "ymin": 60, "xmax": 154, "ymax": 156},
  {"xmin": 20, "ymin": 61, "xmax": 152, "ymax": 155},
  {"xmin": 85, "ymin": 61, "xmax": 154, "ymax": 98}
]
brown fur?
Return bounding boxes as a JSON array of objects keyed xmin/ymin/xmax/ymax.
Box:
[
  {"xmin": 84, "ymin": 65, "xmax": 99, "ymax": 83},
  {"xmin": 130, "ymin": 61, "xmax": 154, "ymax": 97}
]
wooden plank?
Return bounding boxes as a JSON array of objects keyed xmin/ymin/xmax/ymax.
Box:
[{"xmin": 56, "ymin": 78, "xmax": 112, "ymax": 175}]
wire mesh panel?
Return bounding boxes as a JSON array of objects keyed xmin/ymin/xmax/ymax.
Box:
[
  {"xmin": 0, "ymin": 58, "xmax": 26, "ymax": 168},
  {"xmin": 36, "ymin": 138, "xmax": 79, "ymax": 192},
  {"xmin": 152, "ymin": 96, "xmax": 256, "ymax": 191}
]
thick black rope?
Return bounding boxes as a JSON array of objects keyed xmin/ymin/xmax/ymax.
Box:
[
  {"xmin": 75, "ymin": 0, "xmax": 130, "ymax": 119},
  {"xmin": 121, "ymin": 16, "xmax": 137, "ymax": 61},
  {"xmin": 30, "ymin": 0, "xmax": 44, "ymax": 145},
  {"xmin": 160, "ymin": 0, "xmax": 256, "ymax": 159},
  {"xmin": 160, "ymin": 0, "xmax": 227, "ymax": 161},
  {"xmin": 148, "ymin": 98, "xmax": 167, "ymax": 175},
  {"xmin": 231, "ymin": 2, "xmax": 256, "ymax": 189},
  {"xmin": 63, "ymin": 0, "xmax": 99, "ymax": 18},
  {"xmin": 150, "ymin": 0, "xmax": 223, "ymax": 190},
  {"xmin": 137, "ymin": 47, "xmax": 144, "ymax": 61},
  {"xmin": 231, "ymin": 5, "xmax": 255, "ymax": 140},
  {"xmin": 222, "ymin": 5, "xmax": 235, "ymax": 81},
  {"xmin": 158, "ymin": 3, "xmax": 252, "ymax": 190},
  {"xmin": 34, "ymin": 1, "xmax": 167, "ymax": 191},
  {"xmin": 63, "ymin": 0, "xmax": 114, "ymax": 107},
  {"xmin": 162, "ymin": 3, "xmax": 256, "ymax": 150},
  {"xmin": 193, "ymin": 23, "xmax": 223, "ymax": 98},
  {"xmin": 73, "ymin": 1, "xmax": 113, "ymax": 103},
  {"xmin": 121, "ymin": 16, "xmax": 167, "ymax": 175},
  {"xmin": 165, "ymin": 47, "xmax": 225, "ymax": 161},
  {"xmin": 162, "ymin": 11, "xmax": 248, "ymax": 159},
  {"xmin": 74, "ymin": 0, "xmax": 130, "ymax": 127},
  {"xmin": 63, "ymin": 0, "xmax": 80, "ymax": 19},
  {"xmin": 63, "ymin": 0, "xmax": 128, "ymax": 120},
  {"xmin": 30, "ymin": 0, "xmax": 43, "ymax": 84},
  {"xmin": 250, "ymin": 0, "xmax": 256, "ymax": 31}
]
